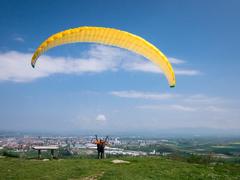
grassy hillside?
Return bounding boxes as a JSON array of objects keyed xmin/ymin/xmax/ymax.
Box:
[{"xmin": 0, "ymin": 157, "xmax": 240, "ymax": 180}]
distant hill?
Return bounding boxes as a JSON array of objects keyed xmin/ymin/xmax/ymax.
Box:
[{"xmin": 0, "ymin": 157, "xmax": 240, "ymax": 179}]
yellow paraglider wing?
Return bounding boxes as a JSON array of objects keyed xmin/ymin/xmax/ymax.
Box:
[{"xmin": 31, "ymin": 26, "xmax": 176, "ymax": 87}]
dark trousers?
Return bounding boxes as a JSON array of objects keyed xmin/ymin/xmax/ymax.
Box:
[{"xmin": 98, "ymin": 150, "xmax": 104, "ymax": 159}]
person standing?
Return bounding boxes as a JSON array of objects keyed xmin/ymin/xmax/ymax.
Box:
[{"xmin": 92, "ymin": 135, "xmax": 108, "ymax": 159}]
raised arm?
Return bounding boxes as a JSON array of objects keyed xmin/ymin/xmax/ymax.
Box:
[
  {"xmin": 91, "ymin": 135, "xmax": 98, "ymax": 144},
  {"xmin": 104, "ymin": 136, "xmax": 109, "ymax": 143}
]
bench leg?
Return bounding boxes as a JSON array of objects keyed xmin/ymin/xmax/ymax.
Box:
[
  {"xmin": 51, "ymin": 149, "xmax": 54, "ymax": 159},
  {"xmin": 38, "ymin": 150, "xmax": 41, "ymax": 159}
]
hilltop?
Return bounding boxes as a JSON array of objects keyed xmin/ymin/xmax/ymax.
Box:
[{"xmin": 0, "ymin": 157, "xmax": 240, "ymax": 179}]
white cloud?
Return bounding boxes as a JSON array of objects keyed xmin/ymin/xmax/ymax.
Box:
[
  {"xmin": 122, "ymin": 60, "xmax": 201, "ymax": 76},
  {"xmin": 135, "ymin": 93, "xmax": 231, "ymax": 113},
  {"xmin": 111, "ymin": 91, "xmax": 179, "ymax": 100},
  {"xmin": 174, "ymin": 69, "xmax": 201, "ymax": 76},
  {"xmin": 171, "ymin": 104, "xmax": 197, "ymax": 112},
  {"xmin": 168, "ymin": 57, "xmax": 185, "ymax": 64},
  {"xmin": 0, "ymin": 46, "xmax": 120, "ymax": 82},
  {"xmin": 184, "ymin": 94, "xmax": 223, "ymax": 104},
  {"xmin": 123, "ymin": 61, "xmax": 162, "ymax": 73},
  {"xmin": 96, "ymin": 114, "xmax": 107, "ymax": 121},
  {"xmin": 68, "ymin": 113, "xmax": 108, "ymax": 130},
  {"xmin": 204, "ymin": 106, "xmax": 226, "ymax": 112},
  {"xmin": 138, "ymin": 104, "xmax": 197, "ymax": 112},
  {"xmin": 123, "ymin": 60, "xmax": 201, "ymax": 75},
  {"xmin": 110, "ymin": 90, "xmax": 232, "ymax": 114},
  {"xmin": 0, "ymin": 45, "xmax": 201, "ymax": 83},
  {"xmin": 14, "ymin": 37, "xmax": 25, "ymax": 42}
]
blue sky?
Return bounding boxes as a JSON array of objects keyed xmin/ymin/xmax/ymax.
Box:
[{"xmin": 0, "ymin": 0, "xmax": 240, "ymax": 134}]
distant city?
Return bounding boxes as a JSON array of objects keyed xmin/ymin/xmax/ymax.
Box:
[{"xmin": 1, "ymin": 131, "xmax": 240, "ymax": 161}]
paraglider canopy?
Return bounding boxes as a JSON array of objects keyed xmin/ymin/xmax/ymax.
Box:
[{"xmin": 31, "ymin": 26, "xmax": 176, "ymax": 87}]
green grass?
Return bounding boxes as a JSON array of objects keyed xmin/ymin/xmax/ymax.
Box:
[{"xmin": 0, "ymin": 156, "xmax": 240, "ymax": 180}]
